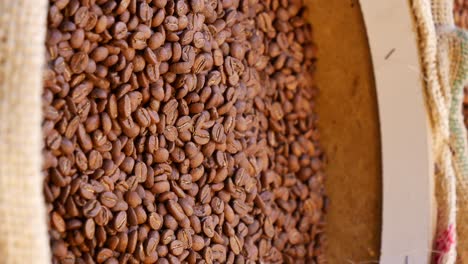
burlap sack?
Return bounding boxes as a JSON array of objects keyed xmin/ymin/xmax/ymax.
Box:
[
  {"xmin": 412, "ymin": 0, "xmax": 468, "ymax": 263},
  {"xmin": 0, "ymin": 1, "xmax": 50, "ymax": 263}
]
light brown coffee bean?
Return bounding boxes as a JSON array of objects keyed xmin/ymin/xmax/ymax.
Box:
[
  {"xmin": 100, "ymin": 191, "xmax": 118, "ymax": 208},
  {"xmin": 51, "ymin": 240, "xmax": 68, "ymax": 258},
  {"xmin": 169, "ymin": 240, "xmax": 185, "ymax": 256},
  {"xmin": 148, "ymin": 212, "xmax": 163, "ymax": 230},
  {"xmin": 71, "ymin": 81, "xmax": 93, "ymax": 103},
  {"xmin": 130, "ymin": 32, "xmax": 147, "ymax": 50},
  {"xmin": 166, "ymin": 200, "xmax": 186, "ymax": 221},
  {"xmin": 151, "ymin": 180, "xmax": 170, "ymax": 194},
  {"xmin": 163, "ymin": 125, "xmax": 178, "ymax": 142},
  {"xmin": 114, "ymin": 211, "xmax": 127, "ymax": 232},
  {"xmin": 84, "ymin": 218, "xmax": 95, "ymax": 240},
  {"xmin": 83, "ymin": 200, "xmax": 101, "ymax": 218},
  {"xmin": 229, "ymin": 235, "xmax": 242, "ymax": 255},
  {"xmin": 79, "ymin": 183, "xmax": 95, "ymax": 199},
  {"xmin": 112, "ymin": 21, "xmax": 128, "ymax": 40},
  {"xmin": 154, "ymin": 148, "xmax": 169, "ymax": 163},
  {"xmin": 204, "ymin": 246, "xmax": 213, "ymax": 264},
  {"xmin": 51, "ymin": 212, "xmax": 66, "ymax": 233},
  {"xmin": 161, "ymin": 229, "xmax": 175, "ymax": 245},
  {"xmin": 232, "ymin": 200, "xmax": 250, "ymax": 217},
  {"xmin": 202, "ymin": 216, "xmax": 215, "ymax": 238},
  {"xmin": 193, "ymin": 129, "xmax": 210, "ymax": 145},
  {"xmin": 288, "ymin": 228, "xmax": 302, "ymax": 245},
  {"xmin": 70, "ymin": 52, "xmax": 89, "ymax": 74},
  {"xmin": 127, "ymin": 230, "xmax": 138, "ymax": 254}
]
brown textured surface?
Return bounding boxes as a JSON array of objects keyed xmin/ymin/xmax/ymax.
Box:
[{"xmin": 305, "ymin": 1, "xmax": 382, "ymax": 262}]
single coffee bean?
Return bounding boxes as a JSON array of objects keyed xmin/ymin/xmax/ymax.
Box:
[
  {"xmin": 169, "ymin": 240, "xmax": 185, "ymax": 256},
  {"xmin": 287, "ymin": 228, "xmax": 302, "ymax": 245},
  {"xmin": 130, "ymin": 32, "xmax": 147, "ymax": 50},
  {"xmin": 232, "ymin": 200, "xmax": 250, "ymax": 217},
  {"xmin": 95, "ymin": 206, "xmax": 111, "ymax": 226},
  {"xmin": 193, "ymin": 129, "xmax": 210, "ymax": 145},
  {"xmin": 127, "ymin": 230, "xmax": 138, "ymax": 254},
  {"xmin": 161, "ymin": 230, "xmax": 175, "ymax": 245},
  {"xmin": 151, "ymin": 180, "xmax": 170, "ymax": 194},
  {"xmin": 114, "ymin": 211, "xmax": 127, "ymax": 232},
  {"xmin": 199, "ymin": 185, "xmax": 211, "ymax": 204},
  {"xmin": 70, "ymin": 52, "xmax": 89, "ymax": 73},
  {"xmin": 51, "ymin": 211, "xmax": 66, "ymax": 233},
  {"xmin": 112, "ymin": 21, "xmax": 128, "ymax": 40},
  {"xmin": 148, "ymin": 212, "xmax": 163, "ymax": 230},
  {"xmin": 51, "ymin": 240, "xmax": 68, "ymax": 258},
  {"xmin": 134, "ymin": 205, "xmax": 148, "ymax": 224},
  {"xmin": 100, "ymin": 191, "xmax": 118, "ymax": 208},
  {"xmin": 204, "ymin": 246, "xmax": 213, "ymax": 264},
  {"xmin": 154, "ymin": 148, "xmax": 169, "ymax": 163},
  {"xmin": 145, "ymin": 237, "xmax": 158, "ymax": 256},
  {"xmin": 126, "ymin": 191, "xmax": 142, "ymax": 208},
  {"xmin": 211, "ymin": 197, "xmax": 224, "ymax": 215},
  {"xmin": 229, "ymin": 235, "xmax": 242, "ymax": 255},
  {"xmin": 166, "ymin": 200, "xmax": 186, "ymax": 221},
  {"xmin": 177, "ymin": 228, "xmax": 193, "ymax": 248},
  {"xmin": 212, "ymin": 244, "xmax": 227, "ymax": 262},
  {"xmin": 79, "ymin": 183, "xmax": 95, "ymax": 199},
  {"xmin": 84, "ymin": 218, "xmax": 95, "ymax": 239},
  {"xmin": 71, "ymin": 81, "xmax": 93, "ymax": 103},
  {"xmin": 83, "ymin": 200, "xmax": 101, "ymax": 218},
  {"xmin": 96, "ymin": 248, "xmax": 113, "ymax": 263},
  {"xmin": 202, "ymin": 216, "xmax": 215, "ymax": 238},
  {"xmin": 127, "ymin": 207, "xmax": 138, "ymax": 226}
]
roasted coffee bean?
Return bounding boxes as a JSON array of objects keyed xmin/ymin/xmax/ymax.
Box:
[
  {"xmin": 51, "ymin": 211, "xmax": 66, "ymax": 233},
  {"xmin": 83, "ymin": 200, "xmax": 101, "ymax": 218},
  {"xmin": 169, "ymin": 240, "xmax": 185, "ymax": 256},
  {"xmin": 100, "ymin": 191, "xmax": 118, "ymax": 208},
  {"xmin": 127, "ymin": 230, "xmax": 138, "ymax": 254},
  {"xmin": 161, "ymin": 230, "xmax": 175, "ymax": 245},
  {"xmin": 114, "ymin": 211, "xmax": 127, "ymax": 232},
  {"xmin": 288, "ymin": 228, "xmax": 302, "ymax": 245},
  {"xmin": 96, "ymin": 248, "xmax": 113, "ymax": 263},
  {"xmin": 204, "ymin": 246, "xmax": 213, "ymax": 264},
  {"xmin": 84, "ymin": 218, "xmax": 95, "ymax": 240},
  {"xmin": 167, "ymin": 200, "xmax": 186, "ymax": 221},
  {"xmin": 191, "ymin": 235, "xmax": 204, "ymax": 252},
  {"xmin": 202, "ymin": 216, "xmax": 215, "ymax": 238},
  {"xmin": 70, "ymin": 52, "xmax": 89, "ymax": 74},
  {"xmin": 52, "ymin": 240, "xmax": 68, "ymax": 258},
  {"xmin": 148, "ymin": 212, "xmax": 163, "ymax": 230}
]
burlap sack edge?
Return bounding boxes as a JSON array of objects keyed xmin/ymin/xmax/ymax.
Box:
[
  {"xmin": 0, "ymin": 1, "xmax": 50, "ymax": 264},
  {"xmin": 411, "ymin": 0, "xmax": 468, "ymax": 263}
]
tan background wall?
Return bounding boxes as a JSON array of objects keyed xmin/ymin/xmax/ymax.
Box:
[{"xmin": 305, "ymin": 1, "xmax": 382, "ymax": 262}]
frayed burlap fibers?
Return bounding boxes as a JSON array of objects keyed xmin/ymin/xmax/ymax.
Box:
[
  {"xmin": 412, "ymin": 0, "xmax": 468, "ymax": 263},
  {"xmin": 0, "ymin": 1, "xmax": 50, "ymax": 264}
]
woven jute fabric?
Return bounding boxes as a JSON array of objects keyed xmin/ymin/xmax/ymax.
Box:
[
  {"xmin": 412, "ymin": 0, "xmax": 468, "ymax": 263},
  {"xmin": 0, "ymin": 1, "xmax": 50, "ymax": 263}
]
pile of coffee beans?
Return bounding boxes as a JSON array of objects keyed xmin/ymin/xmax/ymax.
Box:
[
  {"xmin": 454, "ymin": 0, "xmax": 468, "ymax": 129},
  {"xmin": 43, "ymin": 0, "xmax": 326, "ymax": 263}
]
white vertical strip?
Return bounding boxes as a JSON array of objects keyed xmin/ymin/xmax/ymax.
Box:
[{"xmin": 360, "ymin": 1, "xmax": 434, "ymax": 263}]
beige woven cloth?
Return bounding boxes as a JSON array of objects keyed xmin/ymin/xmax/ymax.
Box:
[
  {"xmin": 413, "ymin": 0, "xmax": 468, "ymax": 263},
  {"xmin": 0, "ymin": 1, "xmax": 50, "ymax": 263}
]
